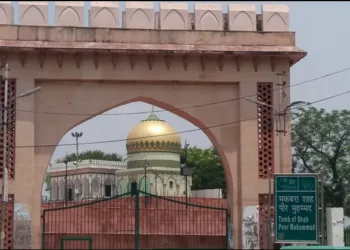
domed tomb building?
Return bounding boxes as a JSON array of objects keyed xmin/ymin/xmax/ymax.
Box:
[{"xmin": 116, "ymin": 107, "xmax": 192, "ymax": 197}]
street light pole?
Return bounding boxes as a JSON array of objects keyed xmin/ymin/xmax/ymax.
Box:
[
  {"xmin": 71, "ymin": 132, "xmax": 82, "ymax": 200},
  {"xmin": 0, "ymin": 63, "xmax": 42, "ymax": 250},
  {"xmin": 142, "ymin": 160, "xmax": 149, "ymax": 207},
  {"xmin": 184, "ymin": 141, "xmax": 189, "ymax": 206},
  {"xmin": 64, "ymin": 156, "xmax": 68, "ymax": 207},
  {"xmin": 144, "ymin": 161, "xmax": 147, "ymax": 194},
  {"xmin": 180, "ymin": 140, "xmax": 191, "ymax": 208},
  {"xmin": 71, "ymin": 132, "xmax": 83, "ymax": 169}
]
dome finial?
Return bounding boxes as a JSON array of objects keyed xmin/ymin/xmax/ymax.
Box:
[{"xmin": 143, "ymin": 105, "xmax": 162, "ymax": 122}]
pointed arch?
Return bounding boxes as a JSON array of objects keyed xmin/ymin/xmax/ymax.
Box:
[
  {"xmin": 232, "ymin": 11, "xmax": 254, "ymax": 31},
  {"xmin": 266, "ymin": 12, "xmax": 287, "ymax": 31},
  {"xmin": 74, "ymin": 178, "xmax": 82, "ymax": 194},
  {"xmin": 0, "ymin": 6, "xmax": 9, "ymax": 24},
  {"xmin": 154, "ymin": 175, "xmax": 164, "ymax": 196},
  {"xmin": 129, "ymin": 8, "xmax": 150, "ymax": 22},
  {"xmin": 21, "ymin": 5, "xmax": 46, "ymax": 25},
  {"xmin": 118, "ymin": 178, "xmax": 128, "ymax": 195},
  {"xmin": 104, "ymin": 177, "xmax": 113, "ymax": 197},
  {"xmin": 57, "ymin": 96, "xmax": 232, "ymax": 199},
  {"xmin": 91, "ymin": 177, "xmax": 100, "ymax": 197},
  {"xmin": 162, "ymin": 9, "xmax": 185, "ymax": 29},
  {"xmin": 94, "ymin": 7, "xmax": 117, "ymax": 27},
  {"xmin": 57, "ymin": 6, "xmax": 81, "ymax": 26},
  {"xmin": 139, "ymin": 176, "xmax": 150, "ymax": 194},
  {"xmin": 166, "ymin": 176, "xmax": 177, "ymax": 196},
  {"xmin": 58, "ymin": 179, "xmax": 65, "ymax": 200},
  {"xmin": 198, "ymin": 10, "xmax": 220, "ymax": 30},
  {"xmin": 67, "ymin": 179, "xmax": 74, "ymax": 188},
  {"xmin": 83, "ymin": 178, "xmax": 89, "ymax": 197},
  {"xmin": 51, "ymin": 180, "xmax": 58, "ymax": 200},
  {"xmin": 104, "ymin": 178, "xmax": 112, "ymax": 186}
]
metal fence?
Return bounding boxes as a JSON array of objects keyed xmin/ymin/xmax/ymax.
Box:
[
  {"xmin": 345, "ymin": 228, "xmax": 350, "ymax": 246},
  {"xmin": 41, "ymin": 182, "xmax": 229, "ymax": 249}
]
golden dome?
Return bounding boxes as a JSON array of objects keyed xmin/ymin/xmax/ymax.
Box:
[{"xmin": 126, "ymin": 107, "xmax": 181, "ymax": 154}]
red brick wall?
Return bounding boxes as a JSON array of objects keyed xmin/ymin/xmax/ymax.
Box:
[
  {"xmin": 42, "ymin": 197, "xmax": 228, "ymax": 249},
  {"xmin": 45, "ymin": 234, "xmax": 226, "ymax": 249},
  {"xmin": 0, "ymin": 194, "xmax": 14, "ymax": 249}
]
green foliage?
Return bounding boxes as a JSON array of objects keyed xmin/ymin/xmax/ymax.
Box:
[
  {"xmin": 292, "ymin": 107, "xmax": 350, "ymax": 209},
  {"xmin": 181, "ymin": 146, "xmax": 226, "ymax": 197},
  {"xmin": 45, "ymin": 174, "xmax": 51, "ymax": 191},
  {"xmin": 56, "ymin": 150, "xmax": 124, "ymax": 163}
]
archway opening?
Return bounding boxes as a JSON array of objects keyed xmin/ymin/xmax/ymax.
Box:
[
  {"xmin": 40, "ymin": 100, "xmax": 232, "ymax": 250},
  {"xmin": 41, "ymin": 101, "xmax": 230, "ymax": 204},
  {"xmin": 104, "ymin": 178, "xmax": 112, "ymax": 197}
]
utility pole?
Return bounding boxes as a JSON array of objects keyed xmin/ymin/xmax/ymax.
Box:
[
  {"xmin": 276, "ymin": 72, "xmax": 286, "ymax": 174},
  {"xmin": 0, "ymin": 64, "xmax": 42, "ymax": 249}
]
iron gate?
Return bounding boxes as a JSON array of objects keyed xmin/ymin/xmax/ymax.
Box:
[{"xmin": 42, "ymin": 183, "xmax": 229, "ymax": 249}]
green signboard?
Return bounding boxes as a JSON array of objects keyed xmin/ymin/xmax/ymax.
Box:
[{"xmin": 274, "ymin": 174, "xmax": 319, "ymax": 244}]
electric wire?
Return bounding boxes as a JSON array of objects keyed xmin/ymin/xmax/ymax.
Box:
[
  {"xmin": 13, "ymin": 89, "xmax": 350, "ymax": 149},
  {"xmin": 14, "ymin": 67, "xmax": 350, "ymax": 117}
]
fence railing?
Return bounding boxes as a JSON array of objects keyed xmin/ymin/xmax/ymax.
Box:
[
  {"xmin": 345, "ymin": 228, "xmax": 350, "ymax": 246},
  {"xmin": 42, "ymin": 182, "xmax": 229, "ymax": 249}
]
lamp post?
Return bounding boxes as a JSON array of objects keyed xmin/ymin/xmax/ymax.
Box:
[
  {"xmin": 245, "ymin": 97, "xmax": 309, "ymax": 249},
  {"xmin": 63, "ymin": 155, "xmax": 69, "ymax": 207},
  {"xmin": 0, "ymin": 63, "xmax": 42, "ymax": 250},
  {"xmin": 180, "ymin": 140, "xmax": 192, "ymax": 208},
  {"xmin": 71, "ymin": 132, "xmax": 82, "ymax": 200},
  {"xmin": 141, "ymin": 160, "xmax": 149, "ymax": 207},
  {"xmin": 71, "ymin": 132, "xmax": 83, "ymax": 169},
  {"xmin": 144, "ymin": 161, "xmax": 148, "ymax": 194}
]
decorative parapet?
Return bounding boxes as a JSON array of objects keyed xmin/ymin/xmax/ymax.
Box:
[
  {"xmin": 18, "ymin": 1, "xmax": 49, "ymax": 26},
  {"xmin": 48, "ymin": 159, "xmax": 127, "ymax": 172},
  {"xmin": 159, "ymin": 2, "xmax": 188, "ymax": 30},
  {"xmin": 125, "ymin": 1, "xmax": 154, "ymax": 29},
  {"xmin": 90, "ymin": 1, "xmax": 119, "ymax": 28},
  {"xmin": 228, "ymin": 4, "xmax": 256, "ymax": 31},
  {"xmin": 261, "ymin": 5, "xmax": 289, "ymax": 32},
  {"xmin": 0, "ymin": 1, "xmax": 13, "ymax": 25},
  {"xmin": 195, "ymin": 3, "xmax": 223, "ymax": 31},
  {"xmin": 55, "ymin": 1, "xmax": 84, "ymax": 27},
  {"xmin": 0, "ymin": 1, "xmax": 290, "ymax": 32}
]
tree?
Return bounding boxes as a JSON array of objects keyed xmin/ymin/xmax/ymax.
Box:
[
  {"xmin": 44, "ymin": 174, "xmax": 51, "ymax": 191},
  {"xmin": 181, "ymin": 146, "xmax": 226, "ymax": 197},
  {"xmin": 292, "ymin": 107, "xmax": 350, "ymax": 209},
  {"xmin": 55, "ymin": 150, "xmax": 124, "ymax": 163}
]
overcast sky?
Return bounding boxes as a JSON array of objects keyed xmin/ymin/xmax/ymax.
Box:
[{"xmin": 11, "ymin": 1, "xmax": 350, "ymax": 162}]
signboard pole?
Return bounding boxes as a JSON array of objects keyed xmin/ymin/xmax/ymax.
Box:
[
  {"xmin": 274, "ymin": 173, "xmax": 319, "ymax": 244},
  {"xmin": 267, "ymin": 167, "xmax": 273, "ymax": 249},
  {"xmin": 318, "ymin": 178, "xmax": 325, "ymax": 245}
]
